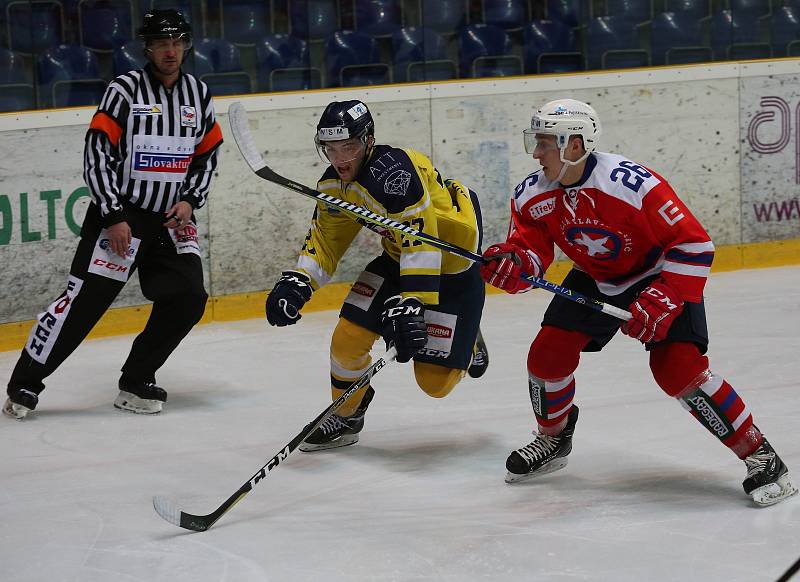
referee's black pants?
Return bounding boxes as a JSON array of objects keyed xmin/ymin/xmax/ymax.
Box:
[{"xmin": 7, "ymin": 203, "xmax": 208, "ymax": 396}]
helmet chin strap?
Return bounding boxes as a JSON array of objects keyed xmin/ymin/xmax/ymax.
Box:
[{"xmin": 556, "ymin": 147, "xmax": 590, "ymax": 183}]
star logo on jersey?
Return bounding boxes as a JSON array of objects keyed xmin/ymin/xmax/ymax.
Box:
[{"xmin": 565, "ymin": 227, "xmax": 621, "ymax": 260}]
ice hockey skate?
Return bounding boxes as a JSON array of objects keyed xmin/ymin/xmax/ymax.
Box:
[
  {"xmin": 300, "ymin": 387, "xmax": 374, "ymax": 452},
  {"xmin": 468, "ymin": 328, "xmax": 489, "ymax": 379},
  {"xmin": 743, "ymin": 437, "xmax": 798, "ymax": 506},
  {"xmin": 505, "ymin": 405, "xmax": 579, "ymax": 483},
  {"xmin": 114, "ymin": 379, "xmax": 167, "ymax": 414},
  {"xmin": 2, "ymin": 388, "xmax": 39, "ymax": 420}
]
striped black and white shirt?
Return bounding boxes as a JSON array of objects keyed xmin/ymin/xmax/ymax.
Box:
[{"xmin": 84, "ymin": 64, "xmax": 223, "ymax": 226}]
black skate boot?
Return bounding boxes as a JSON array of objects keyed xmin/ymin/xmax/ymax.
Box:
[
  {"xmin": 300, "ymin": 387, "xmax": 375, "ymax": 452},
  {"xmin": 742, "ymin": 437, "xmax": 798, "ymax": 506},
  {"xmin": 3, "ymin": 387, "xmax": 39, "ymax": 420},
  {"xmin": 505, "ymin": 405, "xmax": 579, "ymax": 483},
  {"xmin": 115, "ymin": 378, "xmax": 167, "ymax": 414},
  {"xmin": 468, "ymin": 328, "xmax": 489, "ymax": 379}
]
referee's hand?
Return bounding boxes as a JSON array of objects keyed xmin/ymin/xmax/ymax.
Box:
[{"xmin": 164, "ymin": 201, "xmax": 193, "ymax": 229}]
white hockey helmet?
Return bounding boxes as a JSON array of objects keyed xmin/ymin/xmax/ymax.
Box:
[{"xmin": 523, "ymin": 99, "xmax": 601, "ymax": 163}]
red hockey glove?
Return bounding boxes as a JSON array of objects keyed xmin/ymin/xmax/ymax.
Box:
[
  {"xmin": 622, "ymin": 279, "xmax": 685, "ymax": 343},
  {"xmin": 480, "ymin": 243, "xmax": 541, "ymax": 294}
]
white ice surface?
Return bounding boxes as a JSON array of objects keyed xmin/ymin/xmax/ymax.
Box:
[{"xmin": 1, "ymin": 267, "xmax": 799, "ymax": 582}]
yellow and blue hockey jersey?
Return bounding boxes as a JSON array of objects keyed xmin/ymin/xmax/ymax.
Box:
[{"xmin": 295, "ymin": 145, "xmax": 480, "ymax": 306}]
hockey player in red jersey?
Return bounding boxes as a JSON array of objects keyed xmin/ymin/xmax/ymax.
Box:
[{"xmin": 480, "ymin": 98, "xmax": 796, "ymax": 506}]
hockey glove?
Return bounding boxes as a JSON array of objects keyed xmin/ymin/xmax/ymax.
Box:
[
  {"xmin": 480, "ymin": 242, "xmax": 541, "ymax": 294},
  {"xmin": 622, "ymin": 278, "xmax": 685, "ymax": 343},
  {"xmin": 266, "ymin": 270, "xmax": 313, "ymax": 327},
  {"xmin": 380, "ymin": 295, "xmax": 428, "ymax": 363}
]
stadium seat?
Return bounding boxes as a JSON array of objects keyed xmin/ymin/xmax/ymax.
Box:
[
  {"xmin": 710, "ymin": 9, "xmax": 769, "ymax": 60},
  {"xmin": 289, "ymin": 0, "xmax": 340, "ymax": 41},
  {"xmin": 728, "ymin": 0, "xmax": 771, "ymax": 18},
  {"xmin": 420, "ymin": 0, "xmax": 468, "ymax": 35},
  {"xmin": 255, "ymin": 33, "xmax": 321, "ymax": 91},
  {"xmin": 37, "ymin": 44, "xmax": 107, "ymax": 107},
  {"xmin": 482, "ymin": 0, "xmax": 528, "ymax": 31},
  {"xmin": 770, "ymin": 6, "xmax": 800, "ymax": 57},
  {"xmin": 354, "ymin": 0, "xmax": 402, "ymax": 37},
  {"xmin": 193, "ymin": 37, "xmax": 252, "ymax": 95},
  {"xmin": 664, "ymin": 0, "xmax": 710, "ymax": 20},
  {"xmin": 3, "ymin": 0, "xmax": 64, "ymax": 54},
  {"xmin": 220, "ymin": 0, "xmax": 272, "ymax": 46},
  {"xmin": 586, "ymin": 15, "xmax": 648, "ymax": 69},
  {"xmin": 0, "ymin": 46, "xmax": 35, "ymax": 111},
  {"xmin": 604, "ymin": 0, "xmax": 653, "ymax": 24},
  {"xmin": 523, "ymin": 19, "xmax": 582, "ymax": 73},
  {"xmin": 459, "ymin": 24, "xmax": 522, "ymax": 78},
  {"xmin": 78, "ymin": 0, "xmax": 134, "ymax": 53},
  {"xmin": 325, "ymin": 30, "xmax": 390, "ymax": 87},
  {"xmin": 546, "ymin": 0, "xmax": 586, "ymax": 28},
  {"xmin": 391, "ymin": 26, "xmax": 455, "ymax": 82},
  {"xmin": 651, "ymin": 11, "xmax": 709, "ymax": 66},
  {"xmin": 113, "ymin": 39, "xmax": 146, "ymax": 75}
]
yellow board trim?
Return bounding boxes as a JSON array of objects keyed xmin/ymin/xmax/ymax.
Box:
[{"xmin": 1, "ymin": 238, "xmax": 798, "ymax": 353}]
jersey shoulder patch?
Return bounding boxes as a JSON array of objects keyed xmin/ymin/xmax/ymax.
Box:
[
  {"xmin": 589, "ymin": 152, "xmax": 663, "ymax": 209},
  {"xmin": 359, "ymin": 144, "xmax": 423, "ymax": 213}
]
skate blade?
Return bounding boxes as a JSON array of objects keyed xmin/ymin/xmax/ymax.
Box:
[
  {"xmin": 299, "ymin": 434, "xmax": 359, "ymax": 452},
  {"xmin": 2, "ymin": 399, "xmax": 31, "ymax": 420},
  {"xmin": 114, "ymin": 391, "xmax": 163, "ymax": 415},
  {"xmin": 505, "ymin": 458, "xmax": 568, "ymax": 484},
  {"xmin": 751, "ymin": 473, "xmax": 799, "ymax": 507}
]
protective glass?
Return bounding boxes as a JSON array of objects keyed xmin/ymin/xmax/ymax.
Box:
[{"xmin": 523, "ymin": 129, "xmax": 559, "ymax": 155}]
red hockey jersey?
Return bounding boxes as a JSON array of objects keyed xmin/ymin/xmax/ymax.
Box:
[{"xmin": 507, "ymin": 152, "xmax": 714, "ymax": 302}]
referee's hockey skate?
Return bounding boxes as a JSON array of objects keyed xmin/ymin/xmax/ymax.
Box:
[
  {"xmin": 2, "ymin": 388, "xmax": 39, "ymax": 420},
  {"xmin": 300, "ymin": 387, "xmax": 375, "ymax": 451},
  {"xmin": 115, "ymin": 379, "xmax": 167, "ymax": 414},
  {"xmin": 505, "ymin": 405, "xmax": 579, "ymax": 483},
  {"xmin": 743, "ymin": 437, "xmax": 797, "ymax": 506}
]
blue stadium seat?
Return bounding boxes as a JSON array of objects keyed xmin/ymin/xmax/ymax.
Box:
[
  {"xmin": 604, "ymin": 0, "xmax": 653, "ymax": 24},
  {"xmin": 391, "ymin": 26, "xmax": 455, "ymax": 82},
  {"xmin": 586, "ymin": 15, "xmax": 648, "ymax": 69},
  {"xmin": 651, "ymin": 11, "xmax": 709, "ymax": 65},
  {"xmin": 0, "ymin": 46, "xmax": 35, "ymax": 111},
  {"xmin": 546, "ymin": 0, "xmax": 586, "ymax": 28},
  {"xmin": 37, "ymin": 44, "xmax": 107, "ymax": 107},
  {"xmin": 325, "ymin": 30, "xmax": 390, "ymax": 87},
  {"xmin": 459, "ymin": 24, "xmax": 522, "ymax": 78},
  {"xmin": 523, "ymin": 19, "xmax": 582, "ymax": 73},
  {"xmin": 354, "ymin": 0, "xmax": 402, "ymax": 37},
  {"xmin": 193, "ymin": 37, "xmax": 252, "ymax": 95},
  {"xmin": 482, "ymin": 0, "xmax": 528, "ymax": 31},
  {"xmin": 255, "ymin": 33, "xmax": 321, "ymax": 92},
  {"xmin": 113, "ymin": 39, "xmax": 146, "ymax": 75},
  {"xmin": 664, "ymin": 0, "xmax": 710, "ymax": 20},
  {"xmin": 420, "ymin": 0, "xmax": 468, "ymax": 35},
  {"xmin": 729, "ymin": 0, "xmax": 771, "ymax": 18},
  {"xmin": 3, "ymin": 0, "xmax": 64, "ymax": 54},
  {"xmin": 770, "ymin": 6, "xmax": 800, "ymax": 57},
  {"xmin": 78, "ymin": 0, "xmax": 133, "ymax": 53},
  {"xmin": 710, "ymin": 9, "xmax": 769, "ymax": 60},
  {"xmin": 289, "ymin": 0, "xmax": 340, "ymax": 41},
  {"xmin": 220, "ymin": 0, "xmax": 272, "ymax": 46}
]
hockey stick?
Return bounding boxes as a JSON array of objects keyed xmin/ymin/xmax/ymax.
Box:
[
  {"xmin": 152, "ymin": 347, "xmax": 397, "ymax": 532},
  {"xmin": 777, "ymin": 554, "xmax": 800, "ymax": 582},
  {"xmin": 228, "ymin": 101, "xmax": 631, "ymax": 322}
]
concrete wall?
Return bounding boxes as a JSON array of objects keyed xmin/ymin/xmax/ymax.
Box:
[{"xmin": 1, "ymin": 60, "xmax": 799, "ymax": 325}]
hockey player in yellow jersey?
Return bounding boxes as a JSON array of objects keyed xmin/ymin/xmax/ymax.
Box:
[{"xmin": 265, "ymin": 100, "xmax": 488, "ymax": 451}]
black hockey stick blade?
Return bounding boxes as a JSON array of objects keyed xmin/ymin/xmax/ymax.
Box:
[
  {"xmin": 152, "ymin": 347, "xmax": 397, "ymax": 532},
  {"xmin": 227, "ymin": 101, "xmax": 631, "ymax": 322}
]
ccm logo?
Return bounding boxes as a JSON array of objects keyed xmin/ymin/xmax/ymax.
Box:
[
  {"xmin": 427, "ymin": 324, "xmax": 452, "ymax": 338},
  {"xmin": 93, "ymin": 259, "xmax": 128, "ymax": 273},
  {"xmin": 352, "ymin": 282, "xmax": 375, "ymax": 297}
]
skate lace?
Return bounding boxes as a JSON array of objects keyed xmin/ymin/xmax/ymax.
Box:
[
  {"xmin": 744, "ymin": 449, "xmax": 774, "ymax": 479},
  {"xmin": 318, "ymin": 414, "xmax": 349, "ymax": 436},
  {"xmin": 516, "ymin": 433, "xmax": 560, "ymax": 464}
]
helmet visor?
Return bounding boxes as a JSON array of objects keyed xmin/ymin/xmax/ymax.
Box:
[
  {"xmin": 315, "ymin": 136, "xmax": 367, "ymax": 164},
  {"xmin": 523, "ymin": 129, "xmax": 559, "ymax": 155},
  {"xmin": 145, "ymin": 33, "xmax": 192, "ymax": 51}
]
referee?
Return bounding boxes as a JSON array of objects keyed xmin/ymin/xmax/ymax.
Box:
[{"xmin": 4, "ymin": 9, "xmax": 223, "ymax": 419}]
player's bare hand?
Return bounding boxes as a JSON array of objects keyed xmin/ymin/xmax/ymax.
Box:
[
  {"xmin": 107, "ymin": 221, "xmax": 132, "ymax": 258},
  {"xmin": 164, "ymin": 200, "xmax": 193, "ymax": 228}
]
